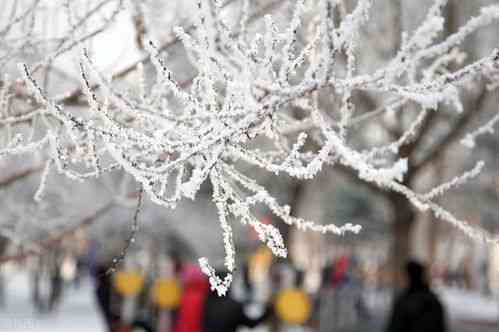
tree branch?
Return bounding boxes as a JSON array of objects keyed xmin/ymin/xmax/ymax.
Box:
[
  {"xmin": 413, "ymin": 84, "xmax": 489, "ymax": 175},
  {"xmin": 61, "ymin": 0, "xmax": 285, "ymax": 105},
  {"xmin": 0, "ymin": 165, "xmax": 44, "ymax": 188},
  {"xmin": 0, "ymin": 202, "xmax": 114, "ymax": 264}
]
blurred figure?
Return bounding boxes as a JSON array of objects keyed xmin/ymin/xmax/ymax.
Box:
[
  {"xmin": 386, "ymin": 260, "xmax": 447, "ymax": 332},
  {"xmin": 172, "ymin": 264, "xmax": 210, "ymax": 332},
  {"xmin": 48, "ymin": 261, "xmax": 63, "ymax": 311},
  {"xmin": 202, "ymin": 271, "xmax": 272, "ymax": 332},
  {"xmin": 319, "ymin": 254, "xmax": 369, "ymax": 332},
  {"xmin": 331, "ymin": 255, "xmax": 350, "ymax": 288},
  {"xmin": 31, "ymin": 252, "xmax": 64, "ymax": 313},
  {"xmin": 93, "ymin": 262, "xmax": 120, "ymax": 332}
]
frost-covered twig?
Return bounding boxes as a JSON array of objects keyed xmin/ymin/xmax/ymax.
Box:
[{"xmin": 5, "ymin": 0, "xmax": 499, "ymax": 292}]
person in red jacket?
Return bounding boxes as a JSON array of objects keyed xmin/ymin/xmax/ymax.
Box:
[
  {"xmin": 331, "ymin": 255, "xmax": 350, "ymax": 288},
  {"xmin": 172, "ymin": 264, "xmax": 210, "ymax": 332}
]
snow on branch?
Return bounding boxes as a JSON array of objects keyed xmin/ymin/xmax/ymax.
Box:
[{"xmin": 5, "ymin": 0, "xmax": 499, "ymax": 293}]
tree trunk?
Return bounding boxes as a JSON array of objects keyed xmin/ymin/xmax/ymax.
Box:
[
  {"xmin": 389, "ymin": 194, "xmax": 416, "ymax": 288},
  {"xmin": 428, "ymin": 157, "xmax": 444, "ymax": 265},
  {"xmin": 279, "ymin": 180, "xmax": 306, "ymax": 247},
  {"xmin": 0, "ymin": 236, "xmax": 7, "ymax": 307}
]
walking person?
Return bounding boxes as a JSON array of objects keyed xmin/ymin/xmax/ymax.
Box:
[
  {"xmin": 386, "ymin": 260, "xmax": 447, "ymax": 332},
  {"xmin": 202, "ymin": 271, "xmax": 273, "ymax": 332}
]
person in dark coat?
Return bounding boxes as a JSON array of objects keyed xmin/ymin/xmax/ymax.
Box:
[
  {"xmin": 202, "ymin": 272, "xmax": 272, "ymax": 332},
  {"xmin": 386, "ymin": 260, "xmax": 447, "ymax": 332},
  {"xmin": 93, "ymin": 262, "xmax": 120, "ymax": 332}
]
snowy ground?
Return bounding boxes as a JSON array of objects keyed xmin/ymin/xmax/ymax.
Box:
[
  {"xmin": 439, "ymin": 286, "xmax": 499, "ymax": 323},
  {"xmin": 364, "ymin": 286, "xmax": 499, "ymax": 332},
  {"xmin": 0, "ymin": 271, "xmax": 105, "ymax": 332},
  {"xmin": 365, "ymin": 285, "xmax": 499, "ymax": 322}
]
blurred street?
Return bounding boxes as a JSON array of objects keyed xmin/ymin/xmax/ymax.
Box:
[
  {"xmin": 452, "ymin": 321, "xmax": 499, "ymax": 332},
  {"xmin": 1, "ymin": 269, "xmax": 498, "ymax": 332},
  {"xmin": 1, "ymin": 271, "xmax": 104, "ymax": 332}
]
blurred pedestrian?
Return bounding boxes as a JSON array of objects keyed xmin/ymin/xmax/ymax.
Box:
[
  {"xmin": 386, "ymin": 260, "xmax": 447, "ymax": 332},
  {"xmin": 172, "ymin": 264, "xmax": 210, "ymax": 332},
  {"xmin": 93, "ymin": 262, "xmax": 120, "ymax": 332},
  {"xmin": 48, "ymin": 262, "xmax": 63, "ymax": 311},
  {"xmin": 202, "ymin": 271, "xmax": 273, "ymax": 332}
]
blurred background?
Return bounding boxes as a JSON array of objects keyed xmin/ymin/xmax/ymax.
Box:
[{"xmin": 1, "ymin": 0, "xmax": 499, "ymax": 331}]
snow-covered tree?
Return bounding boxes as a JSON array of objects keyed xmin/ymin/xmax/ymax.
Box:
[{"xmin": 2, "ymin": 0, "xmax": 499, "ymax": 294}]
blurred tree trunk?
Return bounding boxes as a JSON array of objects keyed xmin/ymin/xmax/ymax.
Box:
[
  {"xmin": 285, "ymin": 180, "xmax": 306, "ymax": 246},
  {"xmin": 386, "ymin": 0, "xmax": 459, "ymax": 288},
  {"xmin": 388, "ymin": 192, "xmax": 416, "ymax": 288},
  {"xmin": 386, "ymin": 0, "xmax": 409, "ymax": 289},
  {"xmin": 0, "ymin": 236, "xmax": 8, "ymax": 307},
  {"xmin": 428, "ymin": 156, "xmax": 444, "ymax": 265},
  {"xmin": 280, "ymin": 103, "xmax": 309, "ymax": 248},
  {"xmin": 0, "ymin": 236, "xmax": 7, "ymax": 256}
]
